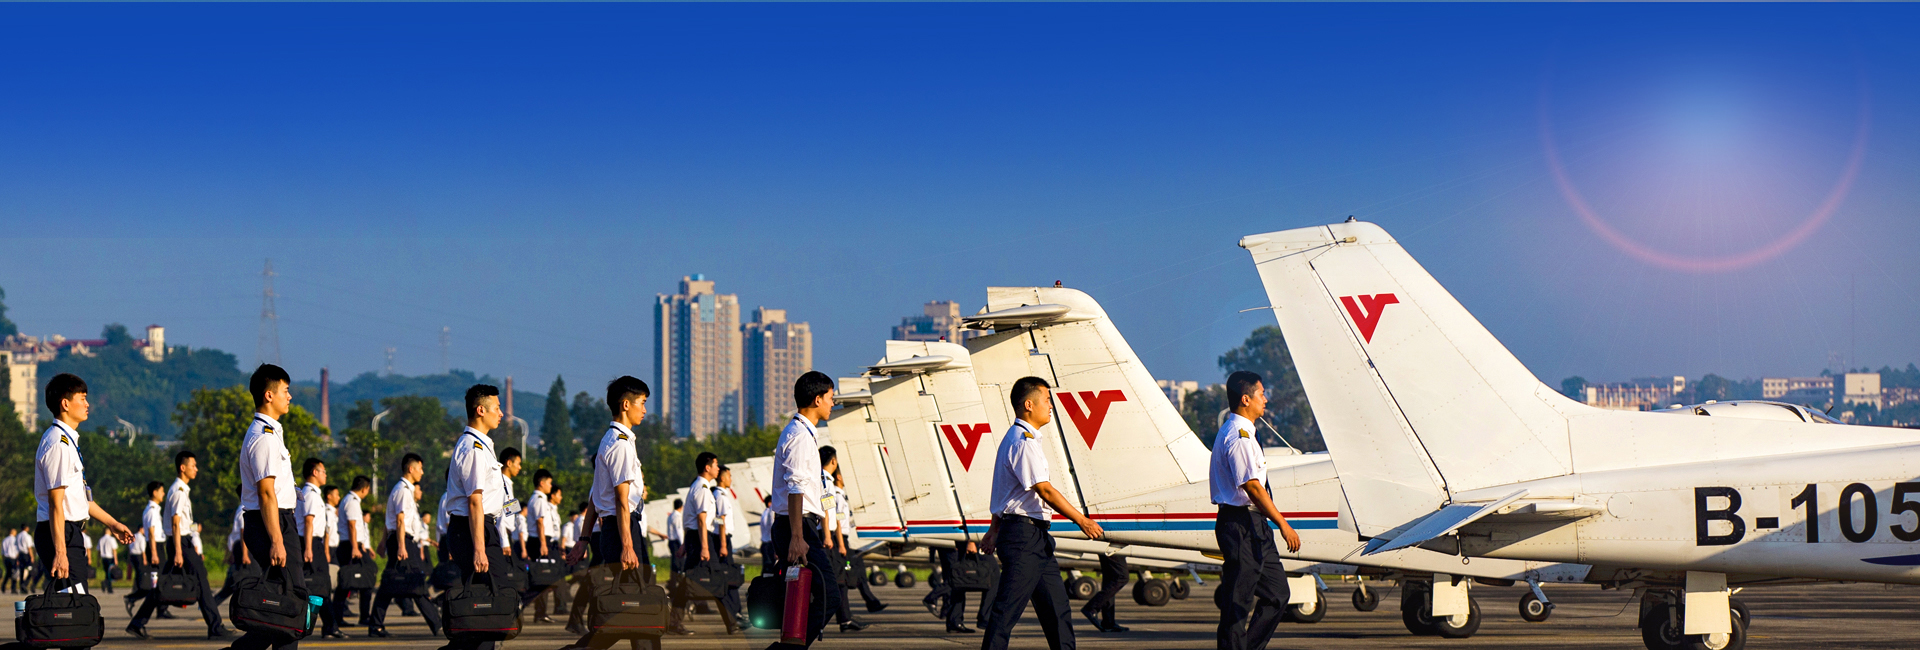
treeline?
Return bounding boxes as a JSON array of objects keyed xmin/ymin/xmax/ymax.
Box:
[{"xmin": 1176, "ymin": 326, "xmax": 1326, "ymax": 453}]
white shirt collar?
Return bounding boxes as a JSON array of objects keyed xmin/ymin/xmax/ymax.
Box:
[
  {"xmin": 48, "ymin": 419, "xmax": 78, "ymax": 439},
  {"xmin": 1222, "ymin": 413, "xmax": 1255, "ymax": 439},
  {"xmin": 792, "ymin": 413, "xmax": 818, "ymax": 438},
  {"xmin": 1013, "ymin": 418, "xmax": 1039, "ymax": 436},
  {"xmin": 463, "ymin": 426, "xmax": 493, "ymax": 448},
  {"xmin": 253, "ymin": 412, "xmax": 283, "ymax": 433},
  {"xmin": 608, "ymin": 421, "xmax": 634, "ymax": 439}
]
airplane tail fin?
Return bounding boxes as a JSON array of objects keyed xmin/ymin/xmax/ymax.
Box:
[{"xmin": 1242, "ymin": 222, "xmax": 1579, "ymax": 537}]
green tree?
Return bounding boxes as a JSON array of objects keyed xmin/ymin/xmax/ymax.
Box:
[
  {"xmin": 101, "ymin": 323, "xmax": 135, "ymax": 348},
  {"xmin": 75, "ymin": 429, "xmax": 173, "ymax": 525},
  {"xmin": 1216, "ymin": 326, "xmax": 1323, "ymax": 452},
  {"xmin": 0, "ymin": 285, "xmax": 16, "ymax": 338},
  {"xmin": 1177, "ymin": 384, "xmax": 1229, "ymax": 448},
  {"xmin": 539, "ymin": 377, "xmax": 578, "ymax": 467},
  {"xmin": 174, "ymin": 386, "xmax": 326, "ymax": 541},
  {"xmin": 1560, "ymin": 376, "xmax": 1587, "ymax": 400},
  {"xmin": 566, "ymin": 391, "xmax": 609, "ymax": 469},
  {"xmin": 39, "ymin": 344, "xmax": 244, "ymax": 438},
  {"xmin": 0, "ymin": 372, "xmax": 33, "ymax": 528}
]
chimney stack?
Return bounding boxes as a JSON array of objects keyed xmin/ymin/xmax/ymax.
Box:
[
  {"xmin": 320, "ymin": 367, "xmax": 331, "ymax": 431},
  {"xmin": 504, "ymin": 376, "xmax": 515, "ymax": 420}
]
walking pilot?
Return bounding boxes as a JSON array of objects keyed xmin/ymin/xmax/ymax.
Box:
[
  {"xmin": 765, "ymin": 371, "xmax": 839, "ymax": 649},
  {"xmin": 1210, "ymin": 371, "xmax": 1302, "ymax": 650}
]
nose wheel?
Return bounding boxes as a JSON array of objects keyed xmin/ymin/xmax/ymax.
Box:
[{"xmin": 1638, "ymin": 592, "xmax": 1748, "ymax": 650}]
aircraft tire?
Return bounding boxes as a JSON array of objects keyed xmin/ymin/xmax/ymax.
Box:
[
  {"xmin": 1139, "ymin": 579, "xmax": 1172, "ymax": 607},
  {"xmin": 868, "ymin": 571, "xmax": 889, "ymax": 587},
  {"xmin": 1730, "ymin": 598, "xmax": 1750, "ymax": 627},
  {"xmin": 1431, "ymin": 597, "xmax": 1481, "ymax": 639},
  {"xmin": 1399, "ymin": 584, "xmax": 1437, "ymax": 636},
  {"xmin": 1289, "ymin": 590, "xmax": 1328, "ymax": 624},
  {"xmin": 1519, "ymin": 591, "xmax": 1553, "ymax": 622},
  {"xmin": 1067, "ymin": 576, "xmax": 1097, "ymax": 600},
  {"xmin": 894, "ymin": 571, "xmax": 916, "ymax": 589},
  {"xmin": 1640, "ymin": 603, "xmax": 1747, "ymax": 650},
  {"xmin": 1352, "ymin": 587, "xmax": 1381, "ymax": 612},
  {"xmin": 1169, "ymin": 578, "xmax": 1190, "ymax": 600}
]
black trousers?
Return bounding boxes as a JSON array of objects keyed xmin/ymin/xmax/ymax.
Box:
[
  {"xmin": 529, "ymin": 537, "xmax": 563, "ymax": 619},
  {"xmin": 131, "ymin": 543, "xmax": 222, "ymax": 632},
  {"xmin": 126, "ymin": 553, "xmax": 150, "ymax": 600},
  {"xmin": 573, "ymin": 513, "xmax": 655, "ymax": 650},
  {"xmin": 981, "ymin": 517, "xmax": 1073, "ymax": 650},
  {"xmin": 1084, "ymin": 553, "xmax": 1128, "ymax": 627},
  {"xmin": 764, "ymin": 514, "xmax": 837, "ymax": 648},
  {"xmin": 369, "ymin": 533, "xmax": 440, "ymax": 633},
  {"xmin": 443, "ymin": 514, "xmax": 511, "ymax": 650},
  {"xmin": 1213, "ymin": 505, "xmax": 1289, "ymax": 650},
  {"xmin": 32, "ymin": 520, "xmax": 92, "ymax": 592},
  {"xmin": 299, "ymin": 537, "xmax": 338, "ymax": 635},
  {"xmin": 214, "ymin": 542, "xmax": 246, "ymax": 606},
  {"xmin": 98, "ymin": 559, "xmax": 115, "ymax": 594},
  {"xmin": 331, "ymin": 542, "xmax": 371, "ymax": 626},
  {"xmin": 848, "ymin": 552, "xmax": 883, "ymax": 610},
  {"xmin": 234, "ymin": 509, "xmax": 305, "ymax": 650},
  {"xmin": 674, "ymin": 529, "xmax": 739, "ymax": 620}
]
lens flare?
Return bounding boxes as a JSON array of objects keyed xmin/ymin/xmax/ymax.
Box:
[{"xmin": 1540, "ymin": 70, "xmax": 1870, "ymax": 274}]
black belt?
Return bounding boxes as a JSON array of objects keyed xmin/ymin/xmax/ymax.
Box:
[
  {"xmin": 448, "ymin": 514, "xmax": 499, "ymax": 527},
  {"xmin": 1217, "ymin": 504, "xmax": 1251, "ymax": 511},
  {"xmin": 1003, "ymin": 515, "xmax": 1052, "ymax": 530}
]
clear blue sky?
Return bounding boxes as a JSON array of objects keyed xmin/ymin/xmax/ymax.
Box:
[{"xmin": 3, "ymin": 3, "xmax": 1918, "ymax": 391}]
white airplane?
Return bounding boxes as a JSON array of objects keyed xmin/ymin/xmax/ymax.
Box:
[
  {"xmin": 840, "ymin": 287, "xmax": 1599, "ymax": 637},
  {"xmin": 1241, "ymin": 219, "xmax": 1920, "ymax": 650}
]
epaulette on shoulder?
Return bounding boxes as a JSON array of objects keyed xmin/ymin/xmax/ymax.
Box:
[
  {"xmin": 1238, "ymin": 429, "xmax": 1251, "ymax": 439},
  {"xmin": 617, "ymin": 433, "xmax": 629, "ymax": 441},
  {"xmin": 1022, "ymin": 430, "xmax": 1034, "ymax": 439},
  {"xmin": 473, "ymin": 441, "xmax": 485, "ymax": 450}
]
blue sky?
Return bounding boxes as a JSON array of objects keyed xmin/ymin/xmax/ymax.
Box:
[{"xmin": 3, "ymin": 3, "xmax": 1918, "ymax": 392}]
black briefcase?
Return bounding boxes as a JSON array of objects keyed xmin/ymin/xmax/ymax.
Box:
[
  {"xmin": 949, "ymin": 553, "xmax": 997, "ymax": 591},
  {"xmin": 429, "ymin": 561, "xmax": 460, "ymax": 591},
  {"xmin": 228, "ymin": 570, "xmax": 316, "ymax": 642},
  {"xmin": 338, "ymin": 558, "xmax": 376, "ymax": 591},
  {"xmin": 157, "ymin": 566, "xmax": 202, "ymax": 606},
  {"xmin": 682, "ymin": 562, "xmax": 728, "ymax": 599},
  {"xmin": 382, "ymin": 562, "xmax": 430, "ymax": 596},
  {"xmin": 746, "ymin": 572, "xmax": 784, "ymax": 630},
  {"xmin": 16, "ymin": 586, "xmax": 104, "ymax": 648},
  {"xmin": 589, "ymin": 567, "xmax": 668, "ymax": 637},
  {"xmin": 528, "ymin": 558, "xmax": 565, "ymax": 588},
  {"xmin": 726, "ymin": 562, "xmax": 745, "ymax": 588},
  {"xmin": 301, "ymin": 562, "xmax": 331, "ymax": 597},
  {"xmin": 442, "ymin": 573, "xmax": 522, "ymax": 642}
]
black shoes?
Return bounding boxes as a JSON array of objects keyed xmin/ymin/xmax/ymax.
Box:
[
  {"xmin": 945, "ymin": 625, "xmax": 977, "ymax": 634},
  {"xmin": 367, "ymin": 626, "xmax": 391, "ymax": 638},
  {"xmin": 535, "ymin": 615, "xmax": 557, "ymax": 624},
  {"xmin": 924, "ymin": 602, "xmax": 941, "ymax": 617},
  {"xmin": 208, "ymin": 626, "xmax": 233, "ymax": 639},
  {"xmin": 840, "ymin": 621, "xmax": 868, "ymax": 632},
  {"xmin": 1080, "ymin": 608, "xmax": 1126, "ymax": 633},
  {"xmin": 125, "ymin": 625, "xmax": 151, "ymax": 640},
  {"xmin": 866, "ymin": 603, "xmax": 889, "ymax": 613}
]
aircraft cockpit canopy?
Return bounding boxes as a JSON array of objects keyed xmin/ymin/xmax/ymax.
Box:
[{"xmin": 1655, "ymin": 400, "xmax": 1841, "ymax": 424}]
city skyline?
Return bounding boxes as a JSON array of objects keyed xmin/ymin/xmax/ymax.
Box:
[{"xmin": 4, "ymin": 4, "xmax": 1920, "ymax": 392}]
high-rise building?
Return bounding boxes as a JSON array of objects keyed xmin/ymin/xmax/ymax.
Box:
[
  {"xmin": 655, "ymin": 275, "xmax": 742, "ymax": 440},
  {"xmin": 891, "ymin": 301, "xmax": 985, "ymax": 343},
  {"xmin": 1, "ymin": 349, "xmax": 36, "ymax": 429},
  {"xmin": 1583, "ymin": 376, "xmax": 1687, "ymax": 411},
  {"xmin": 743, "ymin": 307, "xmax": 813, "ymax": 428}
]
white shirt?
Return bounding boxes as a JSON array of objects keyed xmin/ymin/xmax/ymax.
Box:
[
  {"xmin": 295, "ymin": 482, "xmax": 328, "ymax": 537},
  {"xmin": 446, "ymin": 428, "xmax": 505, "ymax": 518},
  {"xmin": 12, "ymin": 531, "xmax": 30, "ymax": 556},
  {"xmin": 713, "ymin": 487, "xmax": 736, "ymax": 535},
  {"xmin": 560, "ymin": 519, "xmax": 577, "ymax": 549},
  {"xmin": 34, "ymin": 420, "xmax": 90, "ymax": 523},
  {"xmin": 666, "ymin": 510, "xmax": 683, "ymax": 543},
  {"xmin": 385, "ymin": 478, "xmax": 418, "ymax": 533},
  {"xmin": 190, "ymin": 528, "xmax": 203, "ymax": 555},
  {"xmin": 833, "ymin": 483, "xmax": 851, "ymax": 535},
  {"xmin": 497, "ymin": 477, "xmax": 523, "ymax": 543},
  {"xmin": 591, "ymin": 423, "xmax": 645, "ymax": 514},
  {"xmin": 164, "ymin": 478, "xmax": 199, "ymax": 552},
  {"xmin": 140, "ymin": 501, "xmax": 165, "ymax": 554},
  {"xmin": 684, "ymin": 477, "xmax": 717, "ymax": 534},
  {"xmin": 989, "ymin": 419, "xmax": 1053, "ymax": 520},
  {"xmin": 323, "ymin": 500, "xmax": 340, "ymax": 547},
  {"xmin": 97, "ymin": 534, "xmax": 118, "ymax": 559},
  {"xmin": 239, "ymin": 414, "xmax": 296, "ymax": 511},
  {"xmin": 819, "ymin": 471, "xmax": 839, "ymax": 533},
  {"xmin": 81, "ymin": 532, "xmax": 92, "ymax": 555},
  {"xmin": 3, "ymin": 535, "xmax": 17, "ymax": 559},
  {"xmin": 529, "ymin": 491, "xmax": 558, "ymax": 539},
  {"xmin": 339, "ymin": 492, "xmax": 368, "ymax": 548},
  {"xmin": 771, "ymin": 415, "xmax": 825, "ymax": 518},
  {"xmin": 228, "ymin": 507, "xmax": 245, "ymax": 549},
  {"xmin": 759, "ymin": 504, "xmax": 776, "ymax": 543},
  {"xmin": 131, "ymin": 529, "xmax": 146, "ymax": 556},
  {"xmin": 1209, "ymin": 413, "xmax": 1267, "ymax": 507}
]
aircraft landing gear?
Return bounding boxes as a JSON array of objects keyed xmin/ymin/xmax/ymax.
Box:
[
  {"xmin": 1351, "ymin": 584, "xmax": 1381, "ymax": 612},
  {"xmin": 1638, "ymin": 591, "xmax": 1747, "ymax": 650},
  {"xmin": 1287, "ymin": 589, "xmax": 1328, "ymax": 623},
  {"xmin": 1519, "ymin": 579, "xmax": 1554, "ymax": 622},
  {"xmin": 1399, "ymin": 579, "xmax": 1481, "ymax": 638}
]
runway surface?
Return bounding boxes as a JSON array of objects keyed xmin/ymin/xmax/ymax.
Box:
[{"xmin": 14, "ymin": 580, "xmax": 1920, "ymax": 649}]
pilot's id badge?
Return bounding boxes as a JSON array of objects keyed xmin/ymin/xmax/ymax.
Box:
[
  {"xmin": 86, "ymin": 482, "xmax": 94, "ymax": 503},
  {"xmin": 507, "ymin": 498, "xmax": 522, "ymax": 515}
]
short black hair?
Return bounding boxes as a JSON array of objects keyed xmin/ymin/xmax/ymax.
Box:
[
  {"xmin": 673, "ymin": 498, "xmax": 683, "ymax": 509},
  {"xmin": 44, "ymin": 373, "xmax": 87, "ymax": 415},
  {"xmin": 401, "ymin": 452, "xmax": 424, "ymax": 471},
  {"xmin": 350, "ymin": 476, "xmax": 372, "ymax": 492},
  {"xmin": 763, "ymin": 495, "xmax": 773, "ymax": 506},
  {"xmin": 1227, "ymin": 371, "xmax": 1265, "ymax": 409},
  {"xmin": 145, "ymin": 481, "xmax": 164, "ymax": 497},
  {"xmin": 302, "ymin": 457, "xmax": 324, "ymax": 480},
  {"xmin": 322, "ymin": 485, "xmax": 340, "ymax": 499},
  {"xmin": 818, "ymin": 445, "xmax": 837, "ymax": 467},
  {"xmin": 174, "ymin": 449, "xmax": 197, "ymax": 470},
  {"xmin": 249, "ymin": 364, "xmax": 291, "ymax": 408},
  {"xmin": 606, "ymin": 376, "xmax": 650, "ymax": 416},
  {"xmin": 1010, "ymin": 376, "xmax": 1051, "ymax": 415},
  {"xmin": 464, "ymin": 384, "xmax": 500, "ymax": 419},
  {"xmin": 533, "ymin": 468, "xmax": 552, "ymax": 485},
  {"xmin": 499, "ymin": 446, "xmax": 522, "ymax": 464},
  {"xmin": 694, "ymin": 451, "xmax": 719, "ymax": 474},
  {"xmin": 718, "ymin": 465, "xmax": 731, "ymax": 477},
  {"xmin": 793, "ymin": 371, "xmax": 834, "ymax": 410}
]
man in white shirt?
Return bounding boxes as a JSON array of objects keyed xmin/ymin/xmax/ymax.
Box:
[
  {"xmin": 978, "ymin": 377, "xmax": 1104, "ymax": 650},
  {"xmin": 496, "ymin": 446, "xmax": 527, "ymax": 561},
  {"xmin": 16, "ymin": 529, "xmax": 39, "ymax": 593},
  {"xmin": 714, "ymin": 465, "xmax": 750, "ymax": 629},
  {"xmin": 820, "ymin": 456, "xmax": 869, "ymax": 633},
  {"xmin": 673, "ymin": 452, "xmax": 724, "ymax": 634},
  {"xmin": 133, "ymin": 450, "xmax": 230, "ymax": 638},
  {"xmin": 3, "ymin": 528, "xmax": 18, "ymax": 594},
  {"xmin": 33, "ymin": 373, "xmax": 136, "ymax": 599},
  {"xmin": 233, "ymin": 364, "xmax": 304, "ymax": 650},
  {"xmin": 441, "ymin": 384, "xmax": 513, "ymax": 650},
  {"xmin": 124, "ymin": 481, "xmax": 167, "ymax": 638},
  {"xmin": 335, "ymin": 476, "xmax": 374, "ymax": 627},
  {"xmin": 766, "ymin": 371, "xmax": 838, "ymax": 647},
  {"xmin": 834, "ymin": 469, "xmax": 887, "ymax": 616},
  {"xmin": 665, "ymin": 500, "xmax": 684, "ymax": 578},
  {"xmin": 758, "ymin": 496, "xmax": 777, "ymax": 575},
  {"xmin": 295, "ymin": 458, "xmax": 340, "ymax": 638},
  {"xmin": 368, "ymin": 453, "xmax": 440, "ymax": 637},
  {"xmin": 1209, "ymin": 371, "xmax": 1301, "ymax": 650},
  {"xmin": 213, "ymin": 502, "xmax": 248, "ymax": 608},
  {"xmin": 527, "ymin": 471, "xmax": 561, "ymax": 624},
  {"xmin": 564, "ymin": 376, "xmax": 652, "ymax": 650},
  {"xmin": 95, "ymin": 528, "xmax": 119, "ymax": 595}
]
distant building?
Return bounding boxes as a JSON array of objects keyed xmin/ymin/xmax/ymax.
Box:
[
  {"xmin": 1762, "ymin": 376, "xmax": 1832, "ymax": 400},
  {"xmin": 743, "ymin": 307, "xmax": 813, "ymax": 429},
  {"xmin": 1, "ymin": 349, "xmax": 36, "ymax": 430},
  {"xmin": 1584, "ymin": 376, "xmax": 1687, "ymax": 411},
  {"xmin": 891, "ymin": 301, "xmax": 985, "ymax": 344},
  {"xmin": 1, "ymin": 325, "xmax": 168, "ymax": 430},
  {"xmin": 1836, "ymin": 372, "xmax": 1882, "ymax": 409},
  {"xmin": 654, "ymin": 275, "xmax": 742, "ymax": 440},
  {"xmin": 1884, "ymin": 386, "xmax": 1920, "ymax": 409},
  {"xmin": 1156, "ymin": 380, "xmax": 1202, "ymax": 411}
]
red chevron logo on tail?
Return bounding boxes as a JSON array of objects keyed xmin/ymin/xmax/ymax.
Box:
[
  {"xmin": 939, "ymin": 423, "xmax": 994, "ymax": 471},
  {"xmin": 1339, "ymin": 293, "xmax": 1399, "ymax": 343}
]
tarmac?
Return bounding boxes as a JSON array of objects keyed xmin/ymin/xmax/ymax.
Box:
[{"xmin": 11, "ymin": 580, "xmax": 1920, "ymax": 649}]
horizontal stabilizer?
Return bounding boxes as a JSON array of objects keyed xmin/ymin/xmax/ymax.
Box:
[{"xmin": 1362, "ymin": 490, "xmax": 1526, "ymax": 556}]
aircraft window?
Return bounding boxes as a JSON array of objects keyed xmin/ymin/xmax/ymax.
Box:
[
  {"xmin": 1806, "ymin": 408, "xmax": 1842, "ymax": 424},
  {"xmin": 1693, "ymin": 407, "xmax": 1711, "ymax": 416}
]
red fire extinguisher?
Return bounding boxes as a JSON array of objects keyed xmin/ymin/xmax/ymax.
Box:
[{"xmin": 781, "ymin": 564, "xmax": 813, "ymax": 645}]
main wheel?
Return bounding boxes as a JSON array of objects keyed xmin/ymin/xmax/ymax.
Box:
[
  {"xmin": 1431, "ymin": 597, "xmax": 1482, "ymax": 639},
  {"xmin": 894, "ymin": 571, "xmax": 916, "ymax": 589},
  {"xmin": 1640, "ymin": 604, "xmax": 1748, "ymax": 650},
  {"xmin": 1352, "ymin": 587, "xmax": 1381, "ymax": 612},
  {"xmin": 1519, "ymin": 591, "xmax": 1553, "ymax": 622},
  {"xmin": 1730, "ymin": 598, "xmax": 1750, "ymax": 627},
  {"xmin": 868, "ymin": 571, "xmax": 888, "ymax": 587},
  {"xmin": 1139, "ymin": 579, "xmax": 1172, "ymax": 607},
  {"xmin": 1169, "ymin": 578, "xmax": 1190, "ymax": 600},
  {"xmin": 1400, "ymin": 585, "xmax": 1437, "ymax": 636},
  {"xmin": 1132, "ymin": 580, "xmax": 1148, "ymax": 605},
  {"xmin": 1067, "ymin": 576, "xmax": 1097, "ymax": 600},
  {"xmin": 1289, "ymin": 590, "xmax": 1329, "ymax": 624}
]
